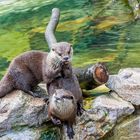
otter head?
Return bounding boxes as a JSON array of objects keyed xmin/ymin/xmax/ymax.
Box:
[
  {"xmin": 50, "ymin": 89, "xmax": 76, "ymax": 120},
  {"xmin": 50, "ymin": 42, "xmax": 73, "ymax": 65}
]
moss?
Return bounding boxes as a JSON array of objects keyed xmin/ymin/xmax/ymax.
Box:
[{"xmin": 39, "ymin": 124, "xmax": 61, "ymax": 140}]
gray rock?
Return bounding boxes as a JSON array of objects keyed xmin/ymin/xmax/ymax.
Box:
[
  {"xmin": 93, "ymin": 92, "xmax": 135, "ymax": 123},
  {"xmin": 0, "ymin": 90, "xmax": 48, "ymax": 134},
  {"xmin": 0, "ymin": 124, "xmax": 61, "ymax": 140},
  {"xmin": 105, "ymin": 115, "xmax": 140, "ymax": 140},
  {"xmin": 106, "ymin": 68, "xmax": 140, "ymax": 105},
  {"xmin": 0, "ymin": 83, "xmax": 136, "ymax": 140},
  {"xmin": 63, "ymin": 92, "xmax": 134, "ymax": 140}
]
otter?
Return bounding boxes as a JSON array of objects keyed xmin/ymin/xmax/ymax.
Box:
[
  {"xmin": 0, "ymin": 42, "xmax": 73, "ymax": 98},
  {"xmin": 47, "ymin": 66, "xmax": 84, "ymax": 139},
  {"xmin": 48, "ymin": 88, "xmax": 77, "ymax": 125}
]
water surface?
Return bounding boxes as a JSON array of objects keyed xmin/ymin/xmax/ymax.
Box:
[{"xmin": 0, "ymin": 0, "xmax": 140, "ymax": 78}]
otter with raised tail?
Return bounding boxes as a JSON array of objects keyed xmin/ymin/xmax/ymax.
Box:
[{"xmin": 0, "ymin": 42, "xmax": 73, "ymax": 98}]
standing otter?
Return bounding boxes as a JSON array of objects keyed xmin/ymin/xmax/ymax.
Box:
[
  {"xmin": 47, "ymin": 66, "xmax": 84, "ymax": 139},
  {"xmin": 0, "ymin": 42, "xmax": 73, "ymax": 98}
]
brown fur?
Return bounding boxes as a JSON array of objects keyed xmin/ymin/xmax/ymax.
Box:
[
  {"xmin": 47, "ymin": 70, "xmax": 83, "ymax": 107},
  {"xmin": 47, "ymin": 69, "xmax": 83, "ymax": 139},
  {"xmin": 48, "ymin": 89, "xmax": 77, "ymax": 123},
  {"xmin": 0, "ymin": 42, "xmax": 72, "ymax": 98}
]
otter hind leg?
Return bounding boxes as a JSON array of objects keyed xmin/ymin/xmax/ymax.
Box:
[
  {"xmin": 77, "ymin": 102, "xmax": 85, "ymax": 116},
  {"xmin": 65, "ymin": 123, "xmax": 75, "ymax": 139},
  {"xmin": 11, "ymin": 68, "xmax": 40, "ymax": 98},
  {"xmin": 0, "ymin": 76, "xmax": 14, "ymax": 98}
]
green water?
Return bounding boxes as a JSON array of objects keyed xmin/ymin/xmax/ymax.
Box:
[{"xmin": 0, "ymin": 0, "xmax": 140, "ymax": 79}]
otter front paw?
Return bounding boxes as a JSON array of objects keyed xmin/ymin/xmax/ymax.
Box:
[{"xmin": 51, "ymin": 117, "xmax": 62, "ymax": 126}]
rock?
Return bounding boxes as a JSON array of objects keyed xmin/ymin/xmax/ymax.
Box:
[
  {"xmin": 0, "ymin": 90, "xmax": 48, "ymax": 134},
  {"xmin": 106, "ymin": 68, "xmax": 140, "ymax": 105},
  {"xmin": 104, "ymin": 115, "xmax": 140, "ymax": 140},
  {"xmin": 93, "ymin": 92, "xmax": 135, "ymax": 123},
  {"xmin": 62, "ymin": 92, "xmax": 134, "ymax": 140},
  {"xmin": 0, "ymin": 83, "xmax": 136, "ymax": 140},
  {"xmin": 0, "ymin": 124, "xmax": 61, "ymax": 140}
]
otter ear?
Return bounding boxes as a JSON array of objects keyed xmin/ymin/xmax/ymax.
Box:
[
  {"xmin": 70, "ymin": 47, "xmax": 73, "ymax": 55},
  {"xmin": 70, "ymin": 44, "xmax": 72, "ymax": 47},
  {"xmin": 51, "ymin": 43, "xmax": 57, "ymax": 51},
  {"xmin": 51, "ymin": 46, "xmax": 55, "ymax": 51}
]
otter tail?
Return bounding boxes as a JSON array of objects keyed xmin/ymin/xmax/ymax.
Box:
[
  {"xmin": 45, "ymin": 8, "xmax": 59, "ymax": 48},
  {"xmin": 0, "ymin": 75, "xmax": 14, "ymax": 98}
]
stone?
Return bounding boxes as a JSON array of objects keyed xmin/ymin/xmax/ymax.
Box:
[
  {"xmin": 93, "ymin": 92, "xmax": 135, "ymax": 123},
  {"xmin": 0, "ymin": 83, "xmax": 136, "ymax": 140},
  {"xmin": 0, "ymin": 124, "xmax": 61, "ymax": 140},
  {"xmin": 106, "ymin": 68, "xmax": 140, "ymax": 105},
  {"xmin": 62, "ymin": 92, "xmax": 134, "ymax": 140},
  {"xmin": 104, "ymin": 115, "xmax": 140, "ymax": 140},
  {"xmin": 0, "ymin": 90, "xmax": 48, "ymax": 134}
]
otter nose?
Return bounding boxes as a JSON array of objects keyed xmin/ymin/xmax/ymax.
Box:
[{"xmin": 63, "ymin": 56, "xmax": 69, "ymax": 61}]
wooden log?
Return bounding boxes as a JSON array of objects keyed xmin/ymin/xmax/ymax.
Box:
[{"xmin": 74, "ymin": 62, "xmax": 109, "ymax": 90}]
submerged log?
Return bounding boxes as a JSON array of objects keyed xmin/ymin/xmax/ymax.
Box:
[{"xmin": 74, "ymin": 62, "xmax": 109, "ymax": 90}]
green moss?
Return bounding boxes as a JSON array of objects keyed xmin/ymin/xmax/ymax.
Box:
[{"xmin": 39, "ymin": 124, "xmax": 61, "ymax": 140}]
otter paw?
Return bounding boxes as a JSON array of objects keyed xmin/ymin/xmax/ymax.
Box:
[
  {"xmin": 67, "ymin": 127, "xmax": 75, "ymax": 139},
  {"xmin": 51, "ymin": 117, "xmax": 62, "ymax": 126},
  {"xmin": 43, "ymin": 97, "xmax": 49, "ymax": 103}
]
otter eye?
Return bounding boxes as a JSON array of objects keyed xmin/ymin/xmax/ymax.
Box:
[
  {"xmin": 58, "ymin": 53, "xmax": 61, "ymax": 56},
  {"xmin": 68, "ymin": 50, "xmax": 71, "ymax": 54}
]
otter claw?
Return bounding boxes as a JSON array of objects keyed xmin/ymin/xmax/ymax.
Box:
[{"xmin": 43, "ymin": 97, "xmax": 49, "ymax": 102}]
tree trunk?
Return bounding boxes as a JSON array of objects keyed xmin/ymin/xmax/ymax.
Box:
[{"xmin": 74, "ymin": 62, "xmax": 109, "ymax": 90}]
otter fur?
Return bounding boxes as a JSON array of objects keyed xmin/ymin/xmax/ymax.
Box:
[
  {"xmin": 48, "ymin": 89, "xmax": 76, "ymax": 124},
  {"xmin": 0, "ymin": 42, "xmax": 73, "ymax": 98},
  {"xmin": 47, "ymin": 67, "xmax": 83, "ymax": 139}
]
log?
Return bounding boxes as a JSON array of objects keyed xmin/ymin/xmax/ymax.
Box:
[{"xmin": 74, "ymin": 62, "xmax": 109, "ymax": 90}]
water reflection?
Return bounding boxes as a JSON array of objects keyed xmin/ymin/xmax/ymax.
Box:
[{"xmin": 0, "ymin": 0, "xmax": 140, "ymax": 78}]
